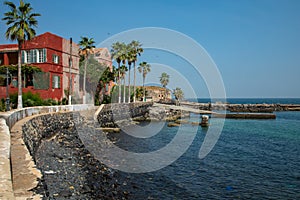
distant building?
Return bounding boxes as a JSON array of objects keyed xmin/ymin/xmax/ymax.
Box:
[
  {"xmin": 0, "ymin": 32, "xmax": 80, "ymax": 101},
  {"xmin": 93, "ymin": 48, "xmax": 112, "ymax": 68},
  {"xmin": 143, "ymin": 86, "xmax": 171, "ymax": 102}
]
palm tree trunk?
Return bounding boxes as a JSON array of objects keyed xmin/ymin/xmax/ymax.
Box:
[
  {"xmin": 143, "ymin": 76, "xmax": 145, "ymax": 102},
  {"xmin": 118, "ymin": 63, "xmax": 121, "ymax": 103},
  {"xmin": 123, "ymin": 76, "xmax": 126, "ymax": 103},
  {"xmin": 164, "ymin": 87, "xmax": 167, "ymax": 101},
  {"xmin": 82, "ymin": 55, "xmax": 88, "ymax": 104},
  {"xmin": 17, "ymin": 41, "xmax": 22, "ymax": 109},
  {"xmin": 127, "ymin": 65, "xmax": 131, "ymax": 103},
  {"xmin": 133, "ymin": 61, "xmax": 136, "ymax": 102}
]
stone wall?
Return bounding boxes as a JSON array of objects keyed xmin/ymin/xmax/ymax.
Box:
[
  {"xmin": 0, "ymin": 118, "xmax": 14, "ymax": 199},
  {"xmin": 0, "ymin": 104, "xmax": 95, "ymax": 130},
  {"xmin": 96, "ymin": 102, "xmax": 153, "ymax": 127},
  {"xmin": 0, "ymin": 104, "xmax": 95, "ymax": 199},
  {"xmin": 22, "ymin": 112, "xmax": 81, "ymax": 158}
]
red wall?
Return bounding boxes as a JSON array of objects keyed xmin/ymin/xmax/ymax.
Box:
[{"xmin": 0, "ymin": 33, "xmax": 66, "ymax": 100}]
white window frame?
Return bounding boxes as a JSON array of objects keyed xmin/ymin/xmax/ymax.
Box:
[
  {"xmin": 52, "ymin": 75, "xmax": 60, "ymax": 89},
  {"xmin": 53, "ymin": 54, "xmax": 59, "ymax": 64},
  {"xmin": 22, "ymin": 49, "xmax": 46, "ymax": 63}
]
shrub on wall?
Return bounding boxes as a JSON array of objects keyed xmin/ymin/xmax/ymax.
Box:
[
  {"xmin": 0, "ymin": 98, "xmax": 6, "ymax": 111},
  {"xmin": 9, "ymin": 91, "xmax": 59, "ymax": 109}
]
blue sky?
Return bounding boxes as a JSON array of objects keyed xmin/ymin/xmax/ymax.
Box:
[{"xmin": 1, "ymin": 0, "xmax": 300, "ymax": 98}]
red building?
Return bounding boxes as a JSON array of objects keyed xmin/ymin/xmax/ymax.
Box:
[{"xmin": 0, "ymin": 32, "xmax": 80, "ymax": 101}]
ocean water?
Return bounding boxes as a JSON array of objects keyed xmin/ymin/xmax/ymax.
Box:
[{"xmin": 110, "ymin": 109, "xmax": 300, "ymax": 199}]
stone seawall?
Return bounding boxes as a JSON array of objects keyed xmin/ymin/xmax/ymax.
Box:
[
  {"xmin": 19, "ymin": 103, "xmax": 155, "ymax": 199},
  {"xmin": 96, "ymin": 102, "xmax": 153, "ymax": 127},
  {"xmin": 22, "ymin": 112, "xmax": 80, "ymax": 158},
  {"xmin": 0, "ymin": 103, "xmax": 153, "ymax": 199},
  {"xmin": 0, "ymin": 118, "xmax": 14, "ymax": 200},
  {"xmin": 0, "ymin": 104, "xmax": 95, "ymax": 199},
  {"xmin": 21, "ymin": 112, "xmax": 132, "ymax": 198}
]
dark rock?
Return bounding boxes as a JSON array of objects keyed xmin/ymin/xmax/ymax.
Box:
[{"xmin": 22, "ymin": 112, "xmax": 132, "ymax": 199}]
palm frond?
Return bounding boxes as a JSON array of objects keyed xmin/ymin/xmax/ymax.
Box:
[{"xmin": 4, "ymin": 1, "xmax": 16, "ymax": 10}]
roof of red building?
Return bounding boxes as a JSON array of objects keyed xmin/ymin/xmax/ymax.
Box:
[
  {"xmin": 34, "ymin": 32, "xmax": 64, "ymax": 40},
  {"xmin": 0, "ymin": 44, "xmax": 18, "ymax": 52}
]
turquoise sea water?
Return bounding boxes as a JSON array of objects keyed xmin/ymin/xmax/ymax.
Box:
[{"xmin": 110, "ymin": 99, "xmax": 300, "ymax": 199}]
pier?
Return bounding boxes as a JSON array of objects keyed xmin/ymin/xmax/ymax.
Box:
[
  {"xmin": 180, "ymin": 101, "xmax": 300, "ymax": 112},
  {"xmin": 154, "ymin": 103, "xmax": 215, "ymax": 114},
  {"xmin": 155, "ymin": 103, "xmax": 278, "ymax": 119}
]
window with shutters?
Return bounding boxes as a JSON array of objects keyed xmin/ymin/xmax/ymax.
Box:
[
  {"xmin": 52, "ymin": 54, "xmax": 59, "ymax": 64},
  {"xmin": 52, "ymin": 75, "xmax": 60, "ymax": 89},
  {"xmin": 22, "ymin": 49, "xmax": 46, "ymax": 64},
  {"xmin": 22, "ymin": 50, "xmax": 31, "ymax": 63},
  {"xmin": 37, "ymin": 49, "xmax": 46, "ymax": 63}
]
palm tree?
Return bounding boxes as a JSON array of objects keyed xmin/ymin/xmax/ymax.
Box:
[
  {"xmin": 111, "ymin": 42, "xmax": 126, "ymax": 103},
  {"xmin": 138, "ymin": 62, "xmax": 151, "ymax": 102},
  {"xmin": 111, "ymin": 65, "xmax": 119, "ymax": 103},
  {"xmin": 119, "ymin": 43, "xmax": 129, "ymax": 103},
  {"xmin": 159, "ymin": 72, "xmax": 170, "ymax": 100},
  {"xmin": 126, "ymin": 45, "xmax": 135, "ymax": 103},
  {"xmin": 119, "ymin": 65, "xmax": 128, "ymax": 103},
  {"xmin": 135, "ymin": 87, "xmax": 145, "ymax": 100},
  {"xmin": 173, "ymin": 87, "xmax": 184, "ymax": 106},
  {"xmin": 79, "ymin": 36, "xmax": 95, "ymax": 104},
  {"xmin": 2, "ymin": 0, "xmax": 41, "ymax": 109},
  {"xmin": 130, "ymin": 40, "xmax": 143, "ymax": 102}
]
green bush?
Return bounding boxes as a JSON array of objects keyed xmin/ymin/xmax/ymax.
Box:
[
  {"xmin": 9, "ymin": 93, "xmax": 18, "ymax": 109},
  {"xmin": 102, "ymin": 94, "xmax": 111, "ymax": 104},
  {"xmin": 9, "ymin": 91, "xmax": 60, "ymax": 108},
  {"xmin": 0, "ymin": 98, "xmax": 6, "ymax": 112},
  {"xmin": 43, "ymin": 98, "xmax": 58, "ymax": 106},
  {"xmin": 62, "ymin": 98, "xmax": 68, "ymax": 105},
  {"xmin": 22, "ymin": 91, "xmax": 43, "ymax": 107}
]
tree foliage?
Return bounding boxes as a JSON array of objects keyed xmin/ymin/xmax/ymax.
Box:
[
  {"xmin": 110, "ymin": 41, "xmax": 144, "ymax": 103},
  {"xmin": 79, "ymin": 55, "xmax": 107, "ymax": 93},
  {"xmin": 138, "ymin": 61, "xmax": 151, "ymax": 101},
  {"xmin": 0, "ymin": 65, "xmax": 41, "ymax": 75},
  {"xmin": 78, "ymin": 36, "xmax": 96, "ymax": 103},
  {"xmin": 173, "ymin": 87, "xmax": 184, "ymax": 105},
  {"xmin": 160, "ymin": 72, "xmax": 170, "ymax": 88},
  {"xmin": 2, "ymin": 0, "xmax": 41, "ymax": 109},
  {"xmin": 2, "ymin": 0, "xmax": 41, "ymax": 43},
  {"xmin": 173, "ymin": 87, "xmax": 184, "ymax": 101}
]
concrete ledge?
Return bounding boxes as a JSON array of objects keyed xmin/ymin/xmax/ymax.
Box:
[
  {"xmin": 0, "ymin": 104, "xmax": 96, "ymax": 200},
  {"xmin": 0, "ymin": 104, "xmax": 96, "ymax": 130},
  {"xmin": 212, "ymin": 113, "xmax": 276, "ymax": 119},
  {"xmin": 0, "ymin": 118, "xmax": 14, "ymax": 200}
]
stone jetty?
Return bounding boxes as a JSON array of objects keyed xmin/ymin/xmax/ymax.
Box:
[
  {"xmin": 212, "ymin": 113, "xmax": 276, "ymax": 119},
  {"xmin": 180, "ymin": 101, "xmax": 300, "ymax": 112}
]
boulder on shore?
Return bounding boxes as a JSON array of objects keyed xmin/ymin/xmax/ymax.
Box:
[{"xmin": 167, "ymin": 123, "xmax": 181, "ymax": 127}]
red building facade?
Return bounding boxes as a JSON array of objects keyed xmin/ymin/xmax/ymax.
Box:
[{"xmin": 0, "ymin": 32, "xmax": 80, "ymax": 101}]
